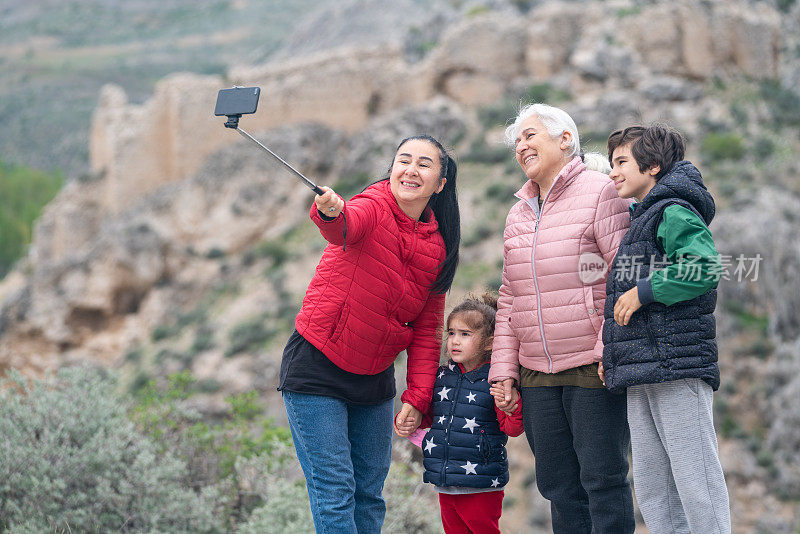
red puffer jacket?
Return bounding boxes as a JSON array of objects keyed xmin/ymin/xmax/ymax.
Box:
[{"xmin": 295, "ymin": 179, "xmax": 446, "ymax": 413}]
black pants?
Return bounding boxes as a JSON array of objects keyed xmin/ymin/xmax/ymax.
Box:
[{"xmin": 521, "ymin": 386, "xmax": 635, "ymax": 534}]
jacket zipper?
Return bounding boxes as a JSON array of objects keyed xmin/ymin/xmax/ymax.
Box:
[
  {"xmin": 479, "ymin": 431, "xmax": 490, "ymax": 464},
  {"xmin": 526, "ymin": 191, "xmax": 554, "ymax": 372},
  {"xmin": 644, "ymin": 309, "xmax": 663, "ymax": 363},
  {"xmin": 440, "ymin": 371, "xmax": 463, "ymax": 486}
]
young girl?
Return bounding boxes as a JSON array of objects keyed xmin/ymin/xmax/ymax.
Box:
[{"xmin": 399, "ymin": 294, "xmax": 523, "ymax": 534}]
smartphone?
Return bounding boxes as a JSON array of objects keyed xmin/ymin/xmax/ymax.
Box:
[{"xmin": 214, "ymin": 86, "xmax": 260, "ymax": 117}]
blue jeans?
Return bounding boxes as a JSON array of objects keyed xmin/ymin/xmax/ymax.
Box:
[
  {"xmin": 521, "ymin": 386, "xmax": 635, "ymax": 534},
  {"xmin": 282, "ymin": 390, "xmax": 394, "ymax": 534}
]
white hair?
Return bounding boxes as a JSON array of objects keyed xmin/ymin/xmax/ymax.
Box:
[
  {"xmin": 504, "ymin": 103, "xmax": 581, "ymax": 158},
  {"xmin": 582, "ymin": 151, "xmax": 611, "ymax": 174}
]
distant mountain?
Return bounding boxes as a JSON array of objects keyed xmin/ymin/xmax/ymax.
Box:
[{"xmin": 0, "ymin": 0, "xmax": 336, "ymax": 176}]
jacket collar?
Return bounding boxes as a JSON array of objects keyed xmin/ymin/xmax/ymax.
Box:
[
  {"xmin": 514, "ymin": 156, "xmax": 585, "ymax": 204},
  {"xmin": 630, "ymin": 161, "xmax": 715, "ymax": 225},
  {"xmin": 448, "ymin": 360, "xmax": 490, "ymax": 383}
]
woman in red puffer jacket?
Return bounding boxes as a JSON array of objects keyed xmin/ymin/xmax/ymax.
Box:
[{"xmin": 279, "ymin": 134, "xmax": 460, "ymax": 533}]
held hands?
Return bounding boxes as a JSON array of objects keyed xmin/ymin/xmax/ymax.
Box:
[
  {"xmin": 394, "ymin": 402, "xmax": 422, "ymax": 437},
  {"xmin": 490, "ymin": 378, "xmax": 519, "ymax": 414},
  {"xmin": 598, "ymin": 360, "xmax": 605, "ymax": 386},
  {"xmin": 314, "ymin": 186, "xmax": 344, "ymax": 218},
  {"xmin": 613, "ymin": 287, "xmax": 642, "ymax": 326}
]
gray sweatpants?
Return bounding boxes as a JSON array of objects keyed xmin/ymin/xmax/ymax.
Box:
[{"xmin": 627, "ymin": 379, "xmax": 731, "ymax": 534}]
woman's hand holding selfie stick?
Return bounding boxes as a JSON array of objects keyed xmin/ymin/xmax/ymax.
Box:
[{"xmin": 314, "ymin": 187, "xmax": 344, "ymax": 218}]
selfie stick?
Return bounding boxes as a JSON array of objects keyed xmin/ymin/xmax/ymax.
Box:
[{"xmin": 223, "ymin": 115, "xmax": 325, "ymax": 196}]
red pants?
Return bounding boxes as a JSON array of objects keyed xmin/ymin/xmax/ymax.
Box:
[{"xmin": 438, "ymin": 490, "xmax": 504, "ymax": 534}]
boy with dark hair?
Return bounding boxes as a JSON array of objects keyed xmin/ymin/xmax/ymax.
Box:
[{"xmin": 600, "ymin": 124, "xmax": 731, "ymax": 534}]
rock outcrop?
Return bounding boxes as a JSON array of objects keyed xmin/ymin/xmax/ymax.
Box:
[{"xmin": 85, "ymin": 0, "xmax": 782, "ymax": 225}]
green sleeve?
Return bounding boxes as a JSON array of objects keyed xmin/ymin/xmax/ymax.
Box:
[{"xmin": 638, "ymin": 204, "xmax": 721, "ymax": 307}]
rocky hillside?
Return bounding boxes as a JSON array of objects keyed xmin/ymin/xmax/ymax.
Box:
[{"xmin": 2, "ymin": 0, "xmax": 800, "ymax": 531}]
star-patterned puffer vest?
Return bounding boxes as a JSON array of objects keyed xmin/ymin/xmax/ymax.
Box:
[{"xmin": 422, "ymin": 361, "xmax": 510, "ymax": 489}]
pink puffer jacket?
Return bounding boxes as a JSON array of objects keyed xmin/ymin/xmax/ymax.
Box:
[{"xmin": 489, "ymin": 157, "xmax": 631, "ymax": 383}]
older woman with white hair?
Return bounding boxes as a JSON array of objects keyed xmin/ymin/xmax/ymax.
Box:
[{"xmin": 489, "ymin": 104, "xmax": 635, "ymax": 533}]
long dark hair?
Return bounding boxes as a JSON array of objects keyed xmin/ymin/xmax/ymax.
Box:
[{"xmin": 392, "ymin": 135, "xmax": 460, "ymax": 294}]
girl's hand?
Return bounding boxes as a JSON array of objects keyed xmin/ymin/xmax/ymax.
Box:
[
  {"xmin": 613, "ymin": 287, "xmax": 642, "ymax": 326},
  {"xmin": 598, "ymin": 360, "xmax": 605, "ymax": 386},
  {"xmin": 394, "ymin": 403, "xmax": 422, "ymax": 437},
  {"xmin": 491, "ymin": 380, "xmax": 519, "ymax": 414},
  {"xmin": 314, "ymin": 186, "xmax": 344, "ymax": 218}
]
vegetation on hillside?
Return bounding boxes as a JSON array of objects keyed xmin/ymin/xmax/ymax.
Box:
[
  {"xmin": 0, "ymin": 161, "xmax": 63, "ymax": 276},
  {"xmin": 0, "ymin": 0, "xmax": 337, "ymax": 177},
  {"xmin": 0, "ymin": 367, "xmax": 441, "ymax": 533}
]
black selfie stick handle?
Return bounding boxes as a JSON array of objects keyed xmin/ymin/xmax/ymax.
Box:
[{"xmin": 226, "ymin": 116, "xmax": 325, "ymax": 195}]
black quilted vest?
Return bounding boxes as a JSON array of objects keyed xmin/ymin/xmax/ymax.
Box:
[{"xmin": 602, "ymin": 161, "xmax": 719, "ymax": 393}]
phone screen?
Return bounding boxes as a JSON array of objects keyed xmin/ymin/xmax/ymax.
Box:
[{"xmin": 214, "ymin": 87, "xmax": 260, "ymax": 116}]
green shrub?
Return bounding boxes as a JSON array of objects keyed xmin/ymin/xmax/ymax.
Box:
[
  {"xmin": 235, "ymin": 452, "xmax": 314, "ymax": 534},
  {"xmin": 130, "ymin": 372, "xmax": 296, "ymax": 524},
  {"xmin": 151, "ymin": 322, "xmax": 180, "ymax": 341},
  {"xmin": 466, "ymin": 5, "xmax": 489, "ymax": 16},
  {"xmin": 206, "ymin": 247, "xmax": 226, "ymax": 259},
  {"xmin": 523, "ymin": 83, "xmax": 571, "ymax": 104},
  {"xmin": 723, "ymin": 300, "xmax": 769, "ymax": 335},
  {"xmin": 760, "ymin": 80, "xmax": 800, "ymax": 127},
  {"xmin": 244, "ymin": 240, "xmax": 291, "ymax": 268},
  {"xmin": 0, "ymin": 161, "xmax": 63, "ymax": 276},
  {"xmin": 510, "ymin": 0, "xmax": 534, "ymax": 12},
  {"xmin": 124, "ymin": 346, "xmax": 143, "ymax": 363},
  {"xmin": 154, "ymin": 347, "xmax": 194, "ymax": 369},
  {"xmin": 226, "ymin": 316, "xmax": 278, "ymax": 357},
  {"xmin": 254, "ymin": 240, "xmax": 290, "ymax": 267},
  {"xmin": 151, "ymin": 306, "xmax": 210, "ymax": 345},
  {"xmin": 615, "ymin": 6, "xmax": 642, "ymax": 17},
  {"xmin": 485, "ymin": 182, "xmax": 518, "ymax": 201},
  {"xmin": 752, "ymin": 137, "xmax": 776, "ymax": 160},
  {"xmin": 700, "ymin": 132, "xmax": 745, "ymax": 163},
  {"xmin": 196, "ymin": 378, "xmax": 223, "ymax": 394},
  {"xmin": 0, "ymin": 367, "xmax": 222, "ymax": 533},
  {"xmin": 404, "ymin": 26, "xmax": 438, "ymax": 62},
  {"xmin": 129, "ymin": 369, "xmax": 152, "ymax": 394},
  {"xmin": 462, "ymin": 225, "xmax": 495, "ymax": 247},
  {"xmin": 334, "ymin": 172, "xmax": 371, "ymax": 201},
  {"xmin": 177, "ymin": 306, "xmax": 209, "ymax": 328},
  {"xmin": 463, "ymin": 138, "xmax": 509, "ymax": 164},
  {"xmin": 477, "ymin": 101, "xmax": 518, "ymax": 130},
  {"xmin": 190, "ymin": 324, "xmax": 216, "ymax": 355},
  {"xmin": 729, "ymin": 101, "xmax": 748, "ymax": 125}
]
